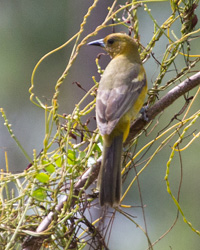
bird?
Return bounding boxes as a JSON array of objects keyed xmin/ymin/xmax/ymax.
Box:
[{"xmin": 88, "ymin": 33, "xmax": 147, "ymax": 207}]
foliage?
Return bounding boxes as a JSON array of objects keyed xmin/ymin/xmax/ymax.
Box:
[{"xmin": 0, "ymin": 0, "xmax": 200, "ymax": 249}]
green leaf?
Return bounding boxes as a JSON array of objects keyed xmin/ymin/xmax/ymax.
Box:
[
  {"xmin": 45, "ymin": 164, "xmax": 55, "ymax": 174},
  {"xmin": 67, "ymin": 150, "xmax": 76, "ymax": 165},
  {"xmin": 79, "ymin": 151, "xmax": 86, "ymax": 159},
  {"xmin": 53, "ymin": 154, "xmax": 63, "ymax": 167},
  {"xmin": 93, "ymin": 143, "xmax": 102, "ymax": 153},
  {"xmin": 36, "ymin": 173, "xmax": 49, "ymax": 183},
  {"xmin": 32, "ymin": 188, "xmax": 47, "ymax": 201}
]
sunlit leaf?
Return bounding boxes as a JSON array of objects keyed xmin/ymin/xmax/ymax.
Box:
[
  {"xmin": 45, "ymin": 164, "xmax": 55, "ymax": 174},
  {"xmin": 36, "ymin": 173, "xmax": 49, "ymax": 183},
  {"xmin": 67, "ymin": 150, "xmax": 76, "ymax": 165},
  {"xmin": 53, "ymin": 154, "xmax": 63, "ymax": 167}
]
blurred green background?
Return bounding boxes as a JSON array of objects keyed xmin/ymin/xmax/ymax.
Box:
[{"xmin": 0, "ymin": 1, "xmax": 200, "ymax": 249}]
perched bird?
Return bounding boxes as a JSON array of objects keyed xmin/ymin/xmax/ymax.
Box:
[{"xmin": 88, "ymin": 33, "xmax": 147, "ymax": 207}]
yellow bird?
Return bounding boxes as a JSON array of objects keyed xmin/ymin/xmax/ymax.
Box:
[{"xmin": 88, "ymin": 33, "xmax": 147, "ymax": 207}]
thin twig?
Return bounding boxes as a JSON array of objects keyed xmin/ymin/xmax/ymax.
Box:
[
  {"xmin": 127, "ymin": 71, "xmax": 200, "ymax": 143},
  {"xmin": 22, "ymin": 71, "xmax": 200, "ymax": 250}
]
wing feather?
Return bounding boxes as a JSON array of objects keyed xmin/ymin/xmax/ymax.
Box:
[{"xmin": 96, "ymin": 61, "xmax": 146, "ymax": 135}]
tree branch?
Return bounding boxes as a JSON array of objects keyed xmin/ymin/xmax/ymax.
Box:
[
  {"xmin": 22, "ymin": 71, "xmax": 200, "ymax": 250},
  {"xmin": 127, "ymin": 71, "xmax": 200, "ymax": 142}
]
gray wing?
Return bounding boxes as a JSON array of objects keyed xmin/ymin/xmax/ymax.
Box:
[{"xmin": 96, "ymin": 75, "xmax": 146, "ymax": 135}]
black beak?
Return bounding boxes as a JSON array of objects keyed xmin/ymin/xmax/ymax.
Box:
[{"xmin": 87, "ymin": 38, "xmax": 105, "ymax": 47}]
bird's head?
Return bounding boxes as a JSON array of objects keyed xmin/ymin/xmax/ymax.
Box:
[{"xmin": 88, "ymin": 33, "xmax": 139, "ymax": 59}]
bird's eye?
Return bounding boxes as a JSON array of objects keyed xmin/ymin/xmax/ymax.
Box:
[{"xmin": 107, "ymin": 38, "xmax": 115, "ymax": 45}]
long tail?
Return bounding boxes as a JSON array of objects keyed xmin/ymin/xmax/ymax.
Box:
[{"xmin": 98, "ymin": 134, "xmax": 123, "ymax": 207}]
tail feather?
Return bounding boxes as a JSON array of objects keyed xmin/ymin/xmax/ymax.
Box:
[{"xmin": 98, "ymin": 134, "xmax": 123, "ymax": 206}]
